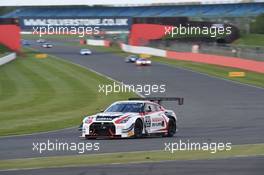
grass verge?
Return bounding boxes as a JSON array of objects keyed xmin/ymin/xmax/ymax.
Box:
[
  {"xmin": 0, "ymin": 143, "xmax": 263, "ymax": 170},
  {"xmin": 0, "ymin": 44, "xmax": 10, "ymax": 57},
  {"xmin": 0, "ymin": 49, "xmax": 136, "ymax": 136},
  {"xmin": 233, "ymin": 34, "xmax": 264, "ymax": 47}
]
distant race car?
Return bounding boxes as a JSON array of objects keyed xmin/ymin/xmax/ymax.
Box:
[
  {"xmin": 42, "ymin": 43, "xmax": 53, "ymax": 48},
  {"xmin": 80, "ymin": 49, "xmax": 92, "ymax": 55},
  {"xmin": 135, "ymin": 58, "xmax": 152, "ymax": 66},
  {"xmin": 21, "ymin": 40, "xmax": 30, "ymax": 46},
  {"xmin": 80, "ymin": 97, "xmax": 183, "ymax": 139},
  {"xmin": 36, "ymin": 39, "xmax": 46, "ymax": 43},
  {"xmin": 125, "ymin": 55, "xmax": 139, "ymax": 63}
]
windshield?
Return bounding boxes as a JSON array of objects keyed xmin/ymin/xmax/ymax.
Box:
[{"xmin": 105, "ymin": 103, "xmax": 143, "ymax": 113}]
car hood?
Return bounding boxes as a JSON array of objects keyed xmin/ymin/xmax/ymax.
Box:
[
  {"xmin": 95, "ymin": 112, "xmax": 134, "ymax": 121},
  {"xmin": 81, "ymin": 50, "xmax": 91, "ymax": 52}
]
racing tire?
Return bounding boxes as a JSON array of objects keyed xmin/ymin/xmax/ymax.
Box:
[
  {"xmin": 167, "ymin": 119, "xmax": 176, "ymax": 137},
  {"xmin": 134, "ymin": 119, "xmax": 143, "ymax": 138},
  {"xmin": 85, "ymin": 135, "xmax": 96, "ymax": 140}
]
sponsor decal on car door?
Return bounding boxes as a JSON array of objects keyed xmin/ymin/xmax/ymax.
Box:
[
  {"xmin": 150, "ymin": 112, "xmax": 166, "ymax": 133},
  {"xmin": 144, "ymin": 103, "xmax": 166, "ymax": 134}
]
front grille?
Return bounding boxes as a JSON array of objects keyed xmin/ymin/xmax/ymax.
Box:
[
  {"xmin": 89, "ymin": 122, "xmax": 116, "ymax": 136},
  {"xmin": 96, "ymin": 116, "xmax": 116, "ymax": 121}
]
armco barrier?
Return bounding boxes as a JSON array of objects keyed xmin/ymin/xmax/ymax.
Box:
[
  {"xmin": 167, "ymin": 51, "xmax": 264, "ymax": 73},
  {"xmin": 120, "ymin": 43, "xmax": 166, "ymax": 57},
  {"xmin": 0, "ymin": 53, "xmax": 16, "ymax": 66},
  {"xmin": 86, "ymin": 39, "xmax": 110, "ymax": 47},
  {"xmin": 119, "ymin": 43, "xmax": 264, "ymax": 73}
]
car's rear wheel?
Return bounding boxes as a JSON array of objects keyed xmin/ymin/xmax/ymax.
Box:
[
  {"xmin": 85, "ymin": 135, "xmax": 96, "ymax": 140},
  {"xmin": 167, "ymin": 119, "xmax": 176, "ymax": 137},
  {"xmin": 134, "ymin": 119, "xmax": 143, "ymax": 138}
]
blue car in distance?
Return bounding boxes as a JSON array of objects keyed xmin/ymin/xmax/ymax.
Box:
[{"xmin": 125, "ymin": 55, "xmax": 139, "ymax": 63}]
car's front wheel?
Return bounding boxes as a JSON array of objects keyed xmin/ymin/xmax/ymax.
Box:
[
  {"xmin": 167, "ymin": 119, "xmax": 176, "ymax": 137},
  {"xmin": 134, "ymin": 119, "xmax": 143, "ymax": 138}
]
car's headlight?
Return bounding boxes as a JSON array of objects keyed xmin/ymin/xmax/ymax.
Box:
[
  {"xmin": 84, "ymin": 117, "xmax": 93, "ymax": 124},
  {"xmin": 120, "ymin": 117, "xmax": 131, "ymax": 124}
]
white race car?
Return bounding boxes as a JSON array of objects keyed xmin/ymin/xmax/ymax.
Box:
[
  {"xmin": 80, "ymin": 97, "xmax": 183, "ymax": 139},
  {"xmin": 42, "ymin": 43, "xmax": 53, "ymax": 48},
  {"xmin": 36, "ymin": 39, "xmax": 46, "ymax": 43},
  {"xmin": 135, "ymin": 58, "xmax": 152, "ymax": 66},
  {"xmin": 80, "ymin": 49, "xmax": 92, "ymax": 55}
]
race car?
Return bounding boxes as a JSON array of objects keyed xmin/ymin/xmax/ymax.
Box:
[
  {"xmin": 80, "ymin": 97, "xmax": 183, "ymax": 139},
  {"xmin": 21, "ymin": 40, "xmax": 30, "ymax": 46},
  {"xmin": 36, "ymin": 39, "xmax": 46, "ymax": 43},
  {"xmin": 42, "ymin": 43, "xmax": 53, "ymax": 48},
  {"xmin": 80, "ymin": 48, "xmax": 92, "ymax": 55},
  {"xmin": 135, "ymin": 58, "xmax": 152, "ymax": 66},
  {"xmin": 125, "ymin": 55, "xmax": 139, "ymax": 63}
]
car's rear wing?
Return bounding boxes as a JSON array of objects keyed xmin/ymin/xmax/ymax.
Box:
[{"xmin": 128, "ymin": 97, "xmax": 184, "ymax": 105}]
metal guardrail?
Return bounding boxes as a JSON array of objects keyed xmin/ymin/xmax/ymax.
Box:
[{"xmin": 0, "ymin": 52, "xmax": 16, "ymax": 66}]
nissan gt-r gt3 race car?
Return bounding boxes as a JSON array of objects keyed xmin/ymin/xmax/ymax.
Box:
[{"xmin": 81, "ymin": 97, "xmax": 183, "ymax": 139}]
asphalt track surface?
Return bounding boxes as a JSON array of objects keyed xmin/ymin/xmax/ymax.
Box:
[
  {"xmin": 1, "ymin": 156, "xmax": 264, "ymax": 175},
  {"xmin": 0, "ymin": 41, "xmax": 264, "ymax": 160}
]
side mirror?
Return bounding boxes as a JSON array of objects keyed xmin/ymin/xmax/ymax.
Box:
[{"xmin": 100, "ymin": 109, "xmax": 104, "ymax": 112}]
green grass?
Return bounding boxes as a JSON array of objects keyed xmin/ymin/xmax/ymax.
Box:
[
  {"xmin": 0, "ymin": 143, "xmax": 263, "ymax": 170},
  {"xmin": 0, "ymin": 49, "xmax": 136, "ymax": 136},
  {"xmin": 233, "ymin": 34, "xmax": 264, "ymax": 47},
  {"xmin": 80, "ymin": 44, "xmax": 264, "ymax": 88},
  {"xmin": 0, "ymin": 44, "xmax": 9, "ymax": 56}
]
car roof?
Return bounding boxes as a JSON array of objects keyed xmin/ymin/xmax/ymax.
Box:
[{"xmin": 113, "ymin": 100, "xmax": 158, "ymax": 105}]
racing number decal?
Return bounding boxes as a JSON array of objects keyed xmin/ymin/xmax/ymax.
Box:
[{"xmin": 145, "ymin": 116, "xmax": 151, "ymax": 128}]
